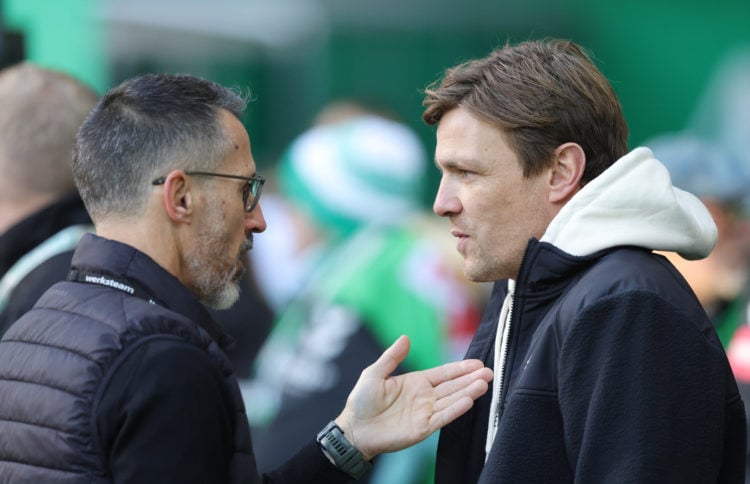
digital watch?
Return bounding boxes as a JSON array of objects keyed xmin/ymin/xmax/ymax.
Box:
[{"xmin": 316, "ymin": 421, "xmax": 373, "ymax": 480}]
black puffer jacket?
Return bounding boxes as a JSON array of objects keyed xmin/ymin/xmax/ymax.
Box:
[{"xmin": 0, "ymin": 234, "xmax": 348, "ymax": 483}]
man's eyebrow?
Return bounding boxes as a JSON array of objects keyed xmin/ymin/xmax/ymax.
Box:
[{"xmin": 435, "ymin": 158, "xmax": 469, "ymax": 170}]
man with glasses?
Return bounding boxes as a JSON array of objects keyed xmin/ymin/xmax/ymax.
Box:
[{"xmin": 0, "ymin": 73, "xmax": 492, "ymax": 483}]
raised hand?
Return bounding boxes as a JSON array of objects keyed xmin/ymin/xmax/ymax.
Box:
[{"xmin": 334, "ymin": 335, "xmax": 492, "ymax": 460}]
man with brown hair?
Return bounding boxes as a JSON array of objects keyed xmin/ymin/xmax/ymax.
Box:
[{"xmin": 423, "ymin": 39, "xmax": 745, "ymax": 482}]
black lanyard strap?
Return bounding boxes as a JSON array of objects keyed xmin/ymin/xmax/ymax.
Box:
[{"xmin": 67, "ymin": 269, "xmax": 161, "ymax": 306}]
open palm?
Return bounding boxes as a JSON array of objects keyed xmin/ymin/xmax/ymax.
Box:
[{"xmin": 335, "ymin": 335, "xmax": 492, "ymax": 460}]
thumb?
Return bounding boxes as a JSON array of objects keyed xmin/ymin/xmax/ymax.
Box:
[{"xmin": 364, "ymin": 335, "xmax": 410, "ymax": 379}]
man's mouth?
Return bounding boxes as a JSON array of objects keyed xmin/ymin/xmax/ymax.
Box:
[
  {"xmin": 451, "ymin": 229, "xmax": 469, "ymax": 253},
  {"xmin": 451, "ymin": 228, "xmax": 469, "ymax": 240},
  {"xmin": 239, "ymin": 235, "xmax": 253, "ymax": 254}
]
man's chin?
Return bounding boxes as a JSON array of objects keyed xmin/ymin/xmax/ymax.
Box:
[
  {"xmin": 464, "ymin": 262, "xmax": 495, "ymax": 283},
  {"xmin": 201, "ymin": 282, "xmax": 241, "ymax": 310}
]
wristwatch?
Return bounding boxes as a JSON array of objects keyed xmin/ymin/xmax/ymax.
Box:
[{"xmin": 316, "ymin": 421, "xmax": 373, "ymax": 480}]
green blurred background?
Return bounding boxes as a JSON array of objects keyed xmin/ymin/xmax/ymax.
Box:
[{"xmin": 3, "ymin": 0, "xmax": 749, "ymax": 203}]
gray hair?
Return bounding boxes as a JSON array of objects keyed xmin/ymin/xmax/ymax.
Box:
[
  {"xmin": 0, "ymin": 62, "xmax": 98, "ymax": 201},
  {"xmin": 73, "ymin": 73, "xmax": 248, "ymax": 221}
]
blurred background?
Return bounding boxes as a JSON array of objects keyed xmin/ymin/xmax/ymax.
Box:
[{"xmin": 2, "ymin": 0, "xmax": 749, "ymax": 204}]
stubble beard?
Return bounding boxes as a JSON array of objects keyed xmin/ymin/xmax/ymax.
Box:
[
  {"xmin": 463, "ymin": 247, "xmax": 509, "ymax": 283},
  {"xmin": 189, "ymin": 230, "xmax": 253, "ymax": 310}
]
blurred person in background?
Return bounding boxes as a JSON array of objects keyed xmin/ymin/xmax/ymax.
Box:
[
  {"xmin": 0, "ymin": 62, "xmax": 98, "ymax": 335},
  {"xmin": 0, "ymin": 72, "xmax": 492, "ymax": 483},
  {"xmin": 647, "ymin": 134, "xmax": 750, "ymax": 347},
  {"xmin": 245, "ymin": 109, "xmax": 486, "ymax": 483},
  {"xmin": 247, "ymin": 100, "xmax": 380, "ymax": 314},
  {"xmin": 422, "ymin": 38, "xmax": 745, "ymax": 483}
]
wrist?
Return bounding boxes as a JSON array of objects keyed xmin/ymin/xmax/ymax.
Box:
[
  {"xmin": 317, "ymin": 420, "xmax": 373, "ymax": 480},
  {"xmin": 333, "ymin": 415, "xmax": 375, "ymax": 461}
]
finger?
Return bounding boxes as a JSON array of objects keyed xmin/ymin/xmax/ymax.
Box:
[
  {"xmin": 432, "ymin": 374, "xmax": 491, "ymax": 414},
  {"xmin": 422, "ymin": 358, "xmax": 487, "ymax": 387},
  {"xmin": 433, "ymin": 366, "xmax": 493, "ymax": 400},
  {"xmin": 427, "ymin": 393, "xmax": 477, "ymax": 432},
  {"xmin": 361, "ymin": 335, "xmax": 410, "ymax": 380}
]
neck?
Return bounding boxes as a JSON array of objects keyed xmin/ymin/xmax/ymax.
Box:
[{"xmin": 96, "ymin": 216, "xmax": 187, "ymax": 284}]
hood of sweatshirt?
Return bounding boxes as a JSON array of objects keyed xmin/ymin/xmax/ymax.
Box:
[{"xmin": 540, "ymin": 147, "xmax": 717, "ymax": 261}]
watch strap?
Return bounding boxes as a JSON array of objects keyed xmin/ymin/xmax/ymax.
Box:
[{"xmin": 316, "ymin": 421, "xmax": 373, "ymax": 480}]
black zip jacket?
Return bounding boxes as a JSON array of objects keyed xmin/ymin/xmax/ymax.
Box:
[{"xmin": 436, "ymin": 240, "xmax": 746, "ymax": 483}]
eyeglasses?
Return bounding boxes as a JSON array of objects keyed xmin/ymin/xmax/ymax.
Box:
[{"xmin": 152, "ymin": 171, "xmax": 265, "ymax": 213}]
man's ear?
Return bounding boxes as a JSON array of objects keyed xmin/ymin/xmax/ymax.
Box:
[
  {"xmin": 549, "ymin": 142, "xmax": 586, "ymax": 204},
  {"xmin": 162, "ymin": 171, "xmax": 193, "ymax": 223}
]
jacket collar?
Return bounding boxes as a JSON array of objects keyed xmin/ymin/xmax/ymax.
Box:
[{"xmin": 70, "ymin": 233, "xmax": 234, "ymax": 349}]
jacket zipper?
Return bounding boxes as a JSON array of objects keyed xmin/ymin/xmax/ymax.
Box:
[
  {"xmin": 488, "ymin": 242, "xmax": 532, "ymax": 447},
  {"xmin": 492, "ymin": 291, "xmax": 514, "ymax": 431}
]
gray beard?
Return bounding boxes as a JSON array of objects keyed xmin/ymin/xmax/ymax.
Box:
[
  {"xmin": 202, "ymin": 280, "xmax": 241, "ymax": 310},
  {"xmin": 188, "ymin": 235, "xmax": 252, "ymax": 310}
]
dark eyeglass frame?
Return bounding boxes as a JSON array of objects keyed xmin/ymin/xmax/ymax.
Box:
[{"xmin": 152, "ymin": 171, "xmax": 265, "ymax": 213}]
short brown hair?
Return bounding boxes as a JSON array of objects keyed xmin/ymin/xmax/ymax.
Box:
[{"xmin": 422, "ymin": 39, "xmax": 628, "ymax": 183}]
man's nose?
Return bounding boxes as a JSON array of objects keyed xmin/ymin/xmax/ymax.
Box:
[{"xmin": 245, "ymin": 203, "xmax": 267, "ymax": 234}]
